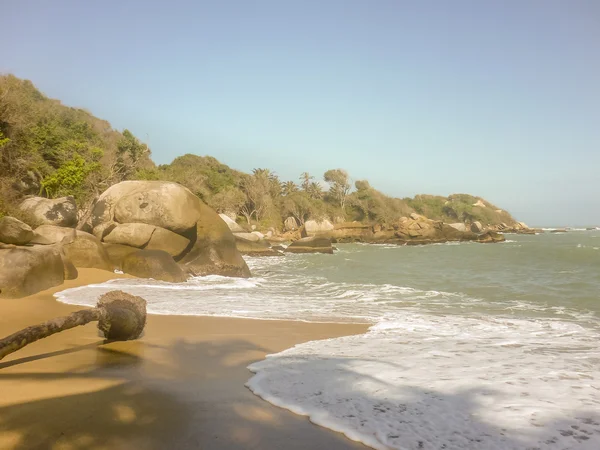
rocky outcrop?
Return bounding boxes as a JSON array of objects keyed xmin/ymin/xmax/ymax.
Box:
[
  {"xmin": 235, "ymin": 235, "xmax": 283, "ymax": 257},
  {"xmin": 285, "ymin": 237, "xmax": 334, "ymax": 254},
  {"xmin": 284, "ymin": 216, "xmax": 299, "ymax": 231},
  {"xmin": 219, "ymin": 214, "xmax": 245, "ymax": 233},
  {"xmin": 90, "ymin": 181, "xmax": 250, "ymax": 278},
  {"xmin": 0, "ymin": 245, "xmax": 65, "ymax": 298},
  {"xmin": 301, "ymin": 219, "xmax": 334, "ymax": 237},
  {"xmin": 327, "ymin": 222, "xmax": 373, "ymax": 243},
  {"xmin": 121, "ymin": 249, "xmax": 188, "ymax": 283},
  {"xmin": 488, "ymin": 222, "xmax": 539, "ymax": 234},
  {"xmin": 0, "ymin": 216, "xmax": 34, "ymax": 245},
  {"xmin": 19, "ymin": 196, "xmax": 78, "ymax": 227},
  {"xmin": 476, "ymin": 231, "xmax": 506, "ymax": 243}
]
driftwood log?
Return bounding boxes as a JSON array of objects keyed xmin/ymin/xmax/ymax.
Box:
[{"xmin": 0, "ymin": 290, "xmax": 146, "ymax": 361}]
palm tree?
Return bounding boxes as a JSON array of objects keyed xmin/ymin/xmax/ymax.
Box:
[
  {"xmin": 282, "ymin": 180, "xmax": 298, "ymax": 196},
  {"xmin": 300, "ymin": 172, "xmax": 315, "ymax": 192},
  {"xmin": 308, "ymin": 181, "xmax": 323, "ymax": 199}
]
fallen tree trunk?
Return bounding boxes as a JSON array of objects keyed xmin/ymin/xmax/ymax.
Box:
[{"xmin": 0, "ymin": 290, "xmax": 146, "ymax": 361}]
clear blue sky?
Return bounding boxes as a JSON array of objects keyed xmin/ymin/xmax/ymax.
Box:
[{"xmin": 3, "ymin": 0, "xmax": 599, "ymax": 226}]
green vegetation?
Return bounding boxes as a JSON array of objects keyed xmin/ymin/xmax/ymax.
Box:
[
  {"xmin": 0, "ymin": 74, "xmax": 518, "ymax": 229},
  {"xmin": 0, "ymin": 74, "xmax": 154, "ymax": 216}
]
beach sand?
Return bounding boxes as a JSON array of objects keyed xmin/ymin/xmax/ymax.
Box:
[{"xmin": 0, "ymin": 269, "xmax": 369, "ymax": 450}]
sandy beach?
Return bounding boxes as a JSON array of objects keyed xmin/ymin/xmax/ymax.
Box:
[{"xmin": 0, "ymin": 269, "xmax": 369, "ymax": 450}]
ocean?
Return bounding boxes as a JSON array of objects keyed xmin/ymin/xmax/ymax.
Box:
[{"xmin": 57, "ymin": 230, "xmax": 600, "ymax": 450}]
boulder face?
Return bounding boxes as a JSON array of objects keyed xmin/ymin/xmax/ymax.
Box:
[
  {"xmin": 121, "ymin": 249, "xmax": 188, "ymax": 283},
  {"xmin": 103, "ymin": 222, "xmax": 157, "ymax": 247},
  {"xmin": 31, "ymin": 224, "xmax": 79, "ymax": 244},
  {"xmin": 284, "ymin": 216, "xmax": 299, "ymax": 231},
  {"xmin": 233, "ymin": 232, "xmax": 261, "ymax": 242},
  {"xmin": 0, "ymin": 245, "xmax": 65, "ymax": 298},
  {"xmin": 302, "ymin": 219, "xmax": 334, "ymax": 237},
  {"xmin": 91, "ymin": 181, "xmax": 250, "ymax": 278},
  {"xmin": 219, "ymin": 214, "xmax": 245, "ymax": 233},
  {"xmin": 235, "ymin": 235, "xmax": 283, "ymax": 257},
  {"xmin": 285, "ymin": 237, "xmax": 334, "ymax": 254},
  {"xmin": 102, "ymin": 223, "xmax": 189, "ymax": 257},
  {"xmin": 93, "ymin": 181, "xmax": 201, "ymax": 234},
  {"xmin": 0, "ymin": 216, "xmax": 34, "ymax": 245},
  {"xmin": 61, "ymin": 230, "xmax": 113, "ymax": 271},
  {"xmin": 19, "ymin": 196, "xmax": 78, "ymax": 227},
  {"xmin": 470, "ymin": 221, "xmax": 483, "ymax": 233},
  {"xmin": 103, "ymin": 243, "xmax": 141, "ymax": 271},
  {"xmin": 179, "ymin": 214, "xmax": 251, "ymax": 278},
  {"xmin": 448, "ymin": 223, "xmax": 467, "ymax": 232}
]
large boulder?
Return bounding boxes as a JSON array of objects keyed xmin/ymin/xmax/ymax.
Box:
[
  {"xmin": 122, "ymin": 249, "xmax": 188, "ymax": 283},
  {"xmin": 0, "ymin": 245, "xmax": 65, "ymax": 298},
  {"xmin": 302, "ymin": 219, "xmax": 334, "ymax": 237},
  {"xmin": 103, "ymin": 243, "xmax": 141, "ymax": 271},
  {"xmin": 103, "ymin": 223, "xmax": 190, "ymax": 258},
  {"xmin": 233, "ymin": 232, "xmax": 261, "ymax": 242},
  {"xmin": 145, "ymin": 226, "xmax": 191, "ymax": 258},
  {"xmin": 31, "ymin": 224, "xmax": 80, "ymax": 244},
  {"xmin": 284, "ymin": 216, "xmax": 299, "ymax": 232},
  {"xmin": 285, "ymin": 237, "xmax": 334, "ymax": 254},
  {"xmin": 36, "ymin": 227, "xmax": 113, "ymax": 271},
  {"xmin": 448, "ymin": 223, "xmax": 467, "ymax": 232},
  {"xmin": 470, "ymin": 221, "xmax": 483, "ymax": 233},
  {"xmin": 103, "ymin": 222, "xmax": 157, "ymax": 247},
  {"xmin": 59, "ymin": 248, "xmax": 79, "ymax": 280},
  {"xmin": 91, "ymin": 181, "xmax": 250, "ymax": 278},
  {"xmin": 179, "ymin": 218, "xmax": 251, "ymax": 278},
  {"xmin": 476, "ymin": 231, "xmax": 505, "ymax": 243},
  {"xmin": 0, "ymin": 216, "xmax": 34, "ymax": 245},
  {"xmin": 219, "ymin": 214, "xmax": 245, "ymax": 233},
  {"xmin": 235, "ymin": 235, "xmax": 283, "ymax": 257},
  {"xmin": 92, "ymin": 181, "xmax": 200, "ymax": 234},
  {"xmin": 19, "ymin": 196, "xmax": 77, "ymax": 227}
]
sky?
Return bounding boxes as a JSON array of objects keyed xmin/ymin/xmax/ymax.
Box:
[{"xmin": 2, "ymin": 0, "xmax": 599, "ymax": 226}]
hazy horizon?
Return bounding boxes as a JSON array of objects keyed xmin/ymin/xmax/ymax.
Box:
[{"xmin": 3, "ymin": 1, "xmax": 599, "ymax": 226}]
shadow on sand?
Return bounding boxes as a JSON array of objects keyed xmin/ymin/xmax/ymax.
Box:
[{"xmin": 1, "ymin": 338, "xmax": 598, "ymax": 450}]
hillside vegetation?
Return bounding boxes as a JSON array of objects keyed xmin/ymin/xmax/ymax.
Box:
[{"xmin": 0, "ymin": 74, "xmax": 518, "ymax": 229}]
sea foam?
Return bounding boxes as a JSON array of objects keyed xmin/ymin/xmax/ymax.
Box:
[{"xmin": 247, "ymin": 313, "xmax": 600, "ymax": 450}]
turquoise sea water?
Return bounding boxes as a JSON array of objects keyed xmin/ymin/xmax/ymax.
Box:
[{"xmin": 58, "ymin": 231, "xmax": 600, "ymax": 449}]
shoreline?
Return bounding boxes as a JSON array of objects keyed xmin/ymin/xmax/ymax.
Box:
[{"xmin": 0, "ymin": 269, "xmax": 370, "ymax": 450}]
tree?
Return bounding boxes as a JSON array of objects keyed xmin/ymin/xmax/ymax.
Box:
[
  {"xmin": 115, "ymin": 129, "xmax": 150, "ymax": 179},
  {"xmin": 208, "ymin": 186, "xmax": 246, "ymax": 218},
  {"xmin": 282, "ymin": 181, "xmax": 298, "ymax": 196},
  {"xmin": 240, "ymin": 171, "xmax": 274, "ymax": 224},
  {"xmin": 300, "ymin": 172, "xmax": 314, "ymax": 192},
  {"xmin": 282, "ymin": 191, "xmax": 313, "ymax": 225},
  {"xmin": 307, "ymin": 181, "xmax": 323, "ymax": 199},
  {"xmin": 40, "ymin": 153, "xmax": 101, "ymax": 201},
  {"xmin": 324, "ymin": 169, "xmax": 351, "ymax": 211}
]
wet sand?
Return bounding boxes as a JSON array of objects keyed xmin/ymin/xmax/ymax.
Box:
[{"xmin": 0, "ymin": 269, "xmax": 369, "ymax": 450}]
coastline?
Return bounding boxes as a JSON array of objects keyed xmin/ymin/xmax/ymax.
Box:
[{"xmin": 0, "ymin": 269, "xmax": 369, "ymax": 450}]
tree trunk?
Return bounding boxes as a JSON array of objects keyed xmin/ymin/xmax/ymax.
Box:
[{"xmin": 0, "ymin": 308, "xmax": 104, "ymax": 360}]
